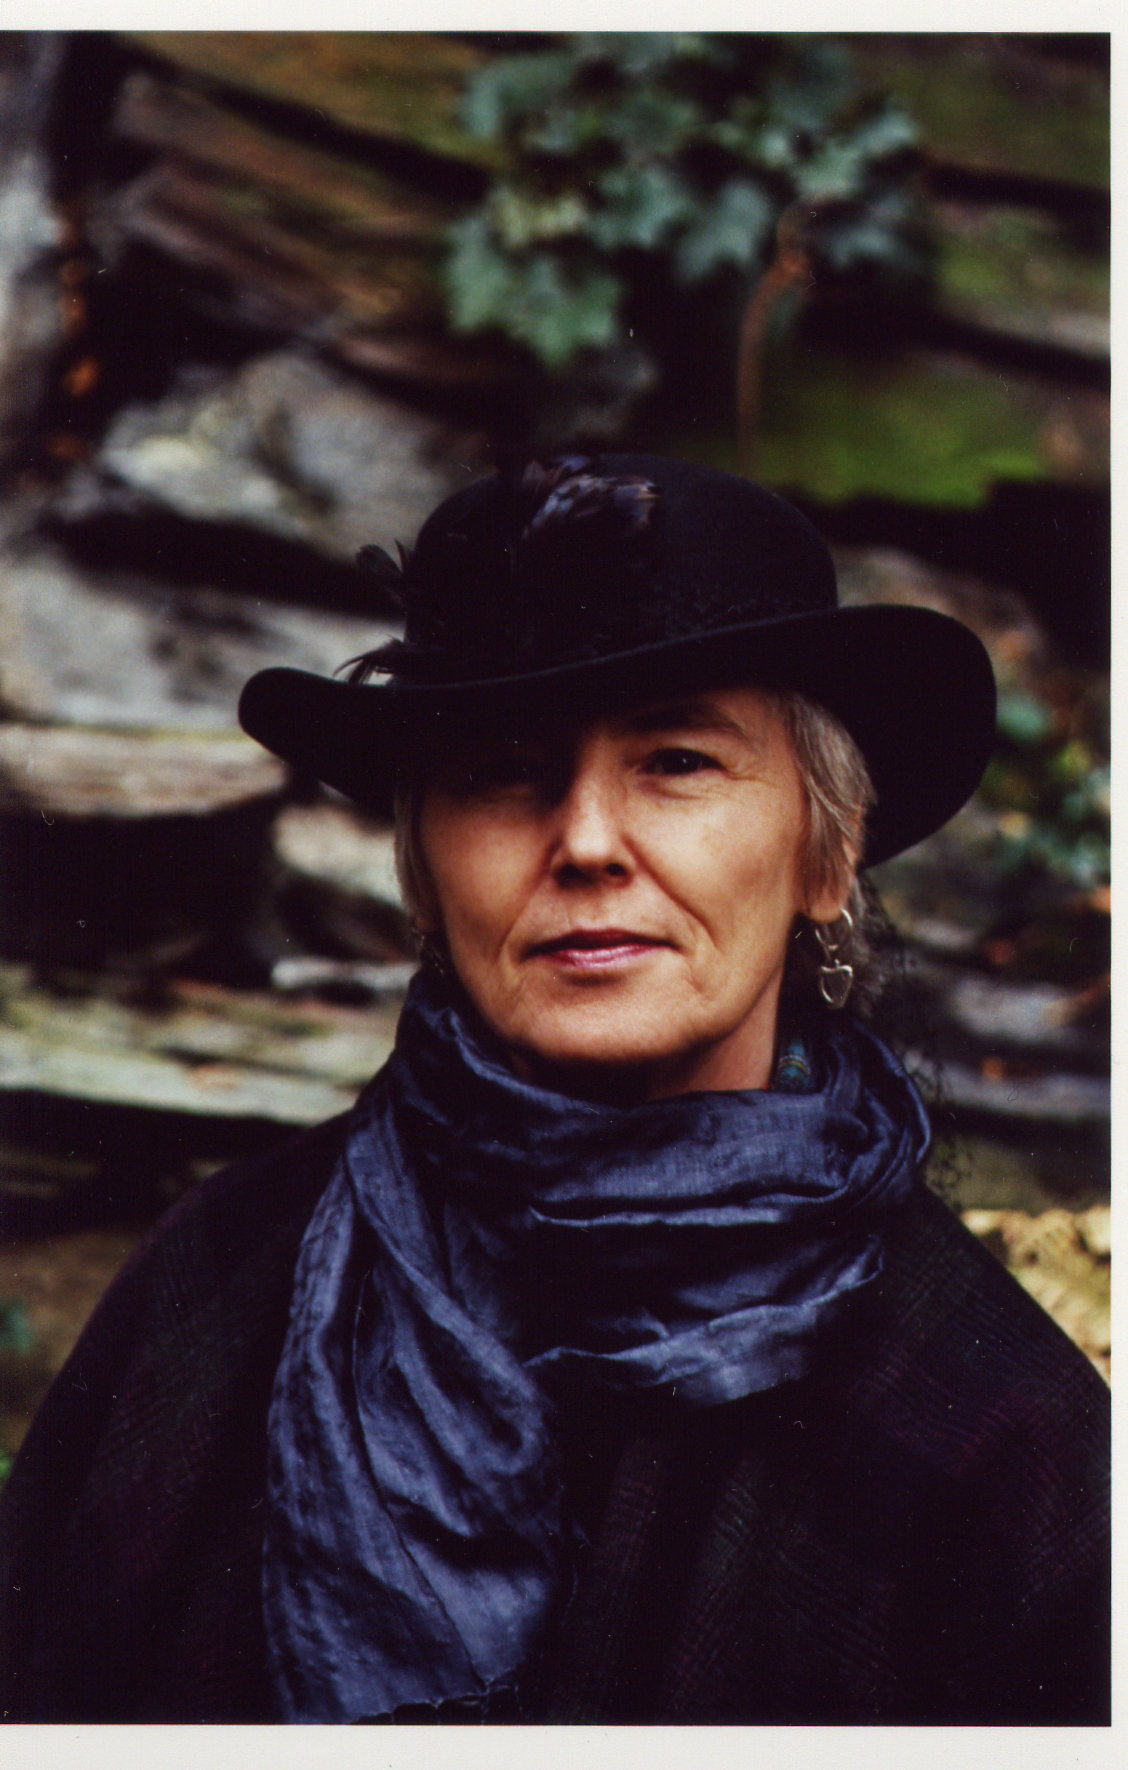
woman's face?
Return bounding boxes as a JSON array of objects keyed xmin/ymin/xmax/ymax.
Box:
[{"xmin": 417, "ymin": 687, "xmax": 843, "ymax": 1100}]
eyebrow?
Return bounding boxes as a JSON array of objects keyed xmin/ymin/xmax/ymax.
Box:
[{"xmin": 618, "ymin": 699, "xmax": 755, "ymax": 742}]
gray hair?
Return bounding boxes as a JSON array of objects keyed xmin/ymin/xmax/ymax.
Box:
[
  {"xmin": 393, "ymin": 689, "xmax": 876, "ymax": 1008},
  {"xmin": 773, "ymin": 691, "xmax": 875, "ymax": 1006}
]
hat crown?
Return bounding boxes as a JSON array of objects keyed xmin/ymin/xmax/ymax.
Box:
[{"xmin": 368, "ymin": 455, "xmax": 838, "ymax": 686}]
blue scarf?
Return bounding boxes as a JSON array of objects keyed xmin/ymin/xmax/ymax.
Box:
[{"xmin": 262, "ymin": 970, "xmax": 928, "ymax": 1721}]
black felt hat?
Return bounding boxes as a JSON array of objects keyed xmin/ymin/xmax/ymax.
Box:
[{"xmin": 239, "ymin": 454, "xmax": 996, "ymax": 866}]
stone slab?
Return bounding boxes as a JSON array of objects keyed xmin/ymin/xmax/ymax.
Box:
[
  {"xmin": 69, "ymin": 349, "xmax": 473, "ymax": 565},
  {"xmin": 0, "ymin": 725, "xmax": 285, "ymax": 818},
  {"xmin": 0, "ymin": 537, "xmax": 396, "ymax": 729},
  {"xmin": 0, "ymin": 967, "xmax": 393, "ymax": 1125}
]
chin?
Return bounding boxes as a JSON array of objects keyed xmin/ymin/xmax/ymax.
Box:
[{"xmin": 507, "ymin": 1006, "xmax": 700, "ymax": 1099}]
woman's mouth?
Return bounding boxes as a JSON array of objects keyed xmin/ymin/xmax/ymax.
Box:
[{"xmin": 527, "ymin": 930, "xmax": 671, "ymax": 971}]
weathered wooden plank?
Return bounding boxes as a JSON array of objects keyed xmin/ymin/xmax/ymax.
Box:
[
  {"xmin": 123, "ymin": 32, "xmax": 491, "ymax": 168},
  {"xmin": 118, "ymin": 162, "xmax": 441, "ymax": 337},
  {"xmin": 114, "ymin": 70, "xmax": 454, "ymax": 244},
  {"xmin": 112, "ymin": 163, "xmax": 503, "ymax": 390},
  {"xmin": 748, "ymin": 339, "xmax": 1108, "ymax": 505}
]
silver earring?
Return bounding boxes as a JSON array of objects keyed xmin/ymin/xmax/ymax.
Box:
[{"xmin": 814, "ymin": 909, "xmax": 854, "ymax": 1009}]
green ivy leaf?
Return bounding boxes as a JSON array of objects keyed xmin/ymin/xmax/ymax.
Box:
[
  {"xmin": 0, "ymin": 1298, "xmax": 33, "ymax": 1356},
  {"xmin": 766, "ymin": 41, "xmax": 857, "ymax": 133},
  {"xmin": 844, "ymin": 102, "xmax": 919, "ymax": 161},
  {"xmin": 675, "ymin": 179, "xmax": 775, "ymax": 282},
  {"xmin": 524, "ymin": 99, "xmax": 608, "ymax": 158},
  {"xmin": 461, "ymin": 51, "xmax": 575, "ymax": 141},
  {"xmin": 443, "ymin": 215, "xmax": 518, "ymax": 332},
  {"xmin": 446, "ymin": 35, "xmax": 923, "ymax": 371},
  {"xmin": 574, "ymin": 32, "xmax": 719, "ymax": 80},
  {"xmin": 797, "ymin": 116, "xmax": 917, "ymax": 204},
  {"xmin": 997, "ymin": 692, "xmax": 1055, "ymax": 746},
  {"xmin": 601, "ymin": 88, "xmax": 704, "ymax": 157},
  {"xmin": 489, "ymin": 185, "xmax": 590, "ymax": 250},
  {"xmin": 590, "ymin": 163, "xmax": 695, "ymax": 251},
  {"xmin": 505, "ymin": 255, "xmax": 623, "ymax": 368},
  {"xmin": 445, "ymin": 218, "xmax": 622, "ymax": 368}
]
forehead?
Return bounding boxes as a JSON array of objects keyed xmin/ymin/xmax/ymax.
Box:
[
  {"xmin": 445, "ymin": 684, "xmax": 788, "ymax": 755},
  {"xmin": 612, "ymin": 687, "xmax": 782, "ymax": 740}
]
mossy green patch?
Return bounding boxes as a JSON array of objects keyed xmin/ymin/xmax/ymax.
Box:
[
  {"xmin": 760, "ymin": 343, "xmax": 1050, "ymax": 506},
  {"xmin": 851, "ymin": 38, "xmax": 1108, "ymax": 189},
  {"xmin": 934, "ymin": 202, "xmax": 1107, "ymax": 351},
  {"xmin": 661, "ymin": 341, "xmax": 1051, "ymax": 507}
]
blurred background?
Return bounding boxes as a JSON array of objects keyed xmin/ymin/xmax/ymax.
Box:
[{"xmin": 0, "ymin": 31, "xmax": 1109, "ymax": 1468}]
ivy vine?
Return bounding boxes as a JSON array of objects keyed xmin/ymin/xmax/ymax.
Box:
[{"xmin": 444, "ymin": 34, "xmax": 927, "ymax": 372}]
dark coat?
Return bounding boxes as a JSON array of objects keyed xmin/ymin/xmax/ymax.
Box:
[{"xmin": 0, "ymin": 1117, "xmax": 1109, "ymax": 1725}]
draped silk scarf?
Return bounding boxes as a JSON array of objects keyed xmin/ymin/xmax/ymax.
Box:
[{"xmin": 262, "ymin": 970, "xmax": 929, "ymax": 1721}]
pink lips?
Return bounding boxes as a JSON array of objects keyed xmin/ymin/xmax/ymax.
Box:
[{"xmin": 528, "ymin": 929, "xmax": 670, "ymax": 971}]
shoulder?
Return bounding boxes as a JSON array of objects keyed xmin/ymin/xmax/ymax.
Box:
[
  {"xmin": 863, "ymin": 1181, "xmax": 1109, "ymax": 1438},
  {"xmin": 837, "ymin": 1182, "xmax": 1108, "ymax": 1710},
  {"xmin": 829, "ymin": 1181, "xmax": 1111, "ymax": 1517},
  {"xmin": 135, "ymin": 1112, "xmax": 349, "ymax": 1299},
  {"xmin": 54, "ymin": 1113, "xmax": 347, "ymax": 1390},
  {"xmin": 743, "ymin": 1183, "xmax": 1109, "ymax": 1721},
  {"xmin": 0, "ymin": 1113, "xmax": 351, "ymax": 1720},
  {"xmin": 0, "ymin": 1117, "xmax": 348, "ymax": 1528}
]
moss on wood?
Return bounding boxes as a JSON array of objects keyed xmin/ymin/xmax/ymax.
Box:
[{"xmin": 125, "ymin": 32, "xmax": 492, "ymax": 167}]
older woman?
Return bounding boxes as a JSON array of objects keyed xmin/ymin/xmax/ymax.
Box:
[{"xmin": 0, "ymin": 457, "xmax": 1109, "ymax": 1724}]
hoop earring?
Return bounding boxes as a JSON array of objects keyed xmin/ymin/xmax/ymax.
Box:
[{"xmin": 813, "ymin": 908, "xmax": 854, "ymax": 1010}]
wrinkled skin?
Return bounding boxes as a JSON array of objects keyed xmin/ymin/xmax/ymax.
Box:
[{"xmin": 417, "ymin": 688, "xmax": 842, "ymax": 1103}]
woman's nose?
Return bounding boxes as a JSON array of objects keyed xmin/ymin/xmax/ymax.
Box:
[{"xmin": 550, "ymin": 756, "xmax": 631, "ymax": 881}]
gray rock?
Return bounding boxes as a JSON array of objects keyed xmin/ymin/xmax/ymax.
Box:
[
  {"xmin": 946, "ymin": 972, "xmax": 1107, "ymax": 1068},
  {"xmin": 0, "ymin": 38, "xmax": 66, "ymax": 471},
  {"xmin": 871, "ymin": 799, "xmax": 1013, "ymax": 953},
  {"xmin": 949, "ymin": 1134, "xmax": 1106, "ymax": 1216},
  {"xmin": 271, "ymin": 958, "xmax": 416, "ymax": 998},
  {"xmin": 270, "ymin": 800, "xmax": 413, "ymax": 960},
  {"xmin": 273, "ymin": 801, "xmax": 403, "ymax": 910},
  {"xmin": 0, "ymin": 963, "xmax": 393, "ymax": 1127},
  {"xmin": 0, "ymin": 537, "xmax": 397, "ymax": 729},
  {"xmin": 0, "ymin": 724, "xmax": 285, "ymax": 818},
  {"xmin": 59, "ymin": 349, "xmax": 480, "ymax": 563},
  {"xmin": 923, "ymin": 1056, "xmax": 1109, "ymax": 1128}
]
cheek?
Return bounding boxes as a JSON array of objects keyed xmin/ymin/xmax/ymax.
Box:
[
  {"xmin": 701, "ymin": 804, "xmax": 805, "ymax": 906},
  {"xmin": 418, "ymin": 805, "xmax": 531, "ymax": 953}
]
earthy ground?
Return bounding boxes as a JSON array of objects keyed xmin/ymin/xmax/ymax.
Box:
[{"xmin": 0, "ymin": 1225, "xmax": 146, "ymax": 1462}]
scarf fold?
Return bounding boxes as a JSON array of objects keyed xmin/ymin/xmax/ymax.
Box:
[{"xmin": 263, "ymin": 971, "xmax": 929, "ymax": 1722}]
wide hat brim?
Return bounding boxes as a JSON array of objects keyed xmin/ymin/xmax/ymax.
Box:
[{"xmin": 238, "ymin": 600, "xmax": 996, "ymax": 868}]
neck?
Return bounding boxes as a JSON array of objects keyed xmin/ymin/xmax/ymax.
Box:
[{"xmin": 509, "ymin": 1021, "xmax": 780, "ymax": 1106}]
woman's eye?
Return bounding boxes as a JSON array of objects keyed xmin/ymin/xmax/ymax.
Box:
[
  {"xmin": 455, "ymin": 754, "xmax": 541, "ymax": 794},
  {"xmin": 648, "ymin": 747, "xmax": 719, "ymax": 777}
]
